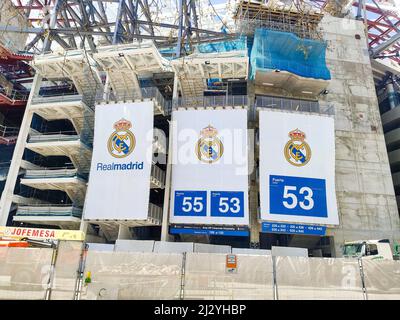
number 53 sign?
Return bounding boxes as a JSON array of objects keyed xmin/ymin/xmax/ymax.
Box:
[{"xmin": 269, "ymin": 175, "xmax": 328, "ymax": 218}]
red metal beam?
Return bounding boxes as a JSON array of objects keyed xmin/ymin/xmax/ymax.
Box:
[
  {"xmin": 353, "ymin": 2, "xmax": 399, "ymax": 19},
  {"xmin": 352, "ymin": 1, "xmax": 400, "ymax": 63}
]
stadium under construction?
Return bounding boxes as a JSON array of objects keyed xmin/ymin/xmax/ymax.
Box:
[{"xmin": 0, "ymin": 0, "xmax": 400, "ymax": 263}]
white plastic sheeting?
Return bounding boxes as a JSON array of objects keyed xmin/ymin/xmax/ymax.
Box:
[
  {"xmin": 275, "ymin": 256, "xmax": 365, "ymax": 300},
  {"xmin": 194, "ymin": 243, "xmax": 231, "ymax": 253},
  {"xmin": 50, "ymin": 241, "xmax": 83, "ymax": 300},
  {"xmin": 1, "ymin": 246, "xmax": 400, "ymax": 300},
  {"xmin": 0, "ymin": 247, "xmax": 53, "ymax": 300},
  {"xmin": 114, "ymin": 240, "xmax": 155, "ymax": 252},
  {"xmin": 363, "ymin": 260, "xmax": 400, "ymax": 300},
  {"xmin": 81, "ymin": 252, "xmax": 182, "ymax": 300},
  {"xmin": 153, "ymin": 241, "xmax": 194, "ymax": 253},
  {"xmin": 271, "ymin": 246, "xmax": 308, "ymax": 257},
  {"xmin": 184, "ymin": 253, "xmax": 274, "ymax": 300},
  {"xmin": 87, "ymin": 243, "xmax": 115, "ymax": 252},
  {"xmin": 231, "ymin": 248, "xmax": 271, "ymax": 255}
]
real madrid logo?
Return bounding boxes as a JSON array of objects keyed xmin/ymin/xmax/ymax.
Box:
[
  {"xmin": 284, "ymin": 128, "xmax": 311, "ymax": 167},
  {"xmin": 107, "ymin": 118, "xmax": 136, "ymax": 158},
  {"xmin": 196, "ymin": 125, "xmax": 224, "ymax": 164}
]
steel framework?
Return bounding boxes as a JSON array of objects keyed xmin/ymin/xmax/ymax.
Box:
[
  {"xmin": 1, "ymin": 0, "xmax": 399, "ymax": 62},
  {"xmin": 319, "ymin": 0, "xmax": 400, "ymax": 63},
  {"xmin": 6, "ymin": 0, "xmax": 235, "ymax": 56}
]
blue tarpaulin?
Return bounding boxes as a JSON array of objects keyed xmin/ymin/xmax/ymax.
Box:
[
  {"xmin": 250, "ymin": 28, "xmax": 331, "ymax": 80},
  {"xmin": 159, "ymin": 37, "xmax": 247, "ymax": 59},
  {"xmin": 197, "ymin": 37, "xmax": 247, "ymax": 53}
]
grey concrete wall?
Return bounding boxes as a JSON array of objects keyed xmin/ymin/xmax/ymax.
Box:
[
  {"xmin": 319, "ymin": 16, "xmax": 400, "ymax": 256},
  {"xmin": 0, "ymin": 0, "xmax": 29, "ymax": 51}
]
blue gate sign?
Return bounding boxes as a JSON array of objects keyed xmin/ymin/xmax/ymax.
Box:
[
  {"xmin": 269, "ymin": 175, "xmax": 328, "ymax": 217},
  {"xmin": 210, "ymin": 191, "xmax": 245, "ymax": 217},
  {"xmin": 174, "ymin": 191, "xmax": 207, "ymax": 216},
  {"xmin": 262, "ymin": 222, "xmax": 326, "ymax": 235},
  {"xmin": 169, "ymin": 224, "xmax": 249, "ymax": 237}
]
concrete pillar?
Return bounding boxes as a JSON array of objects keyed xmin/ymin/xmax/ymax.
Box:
[
  {"xmin": 247, "ymin": 80, "xmax": 259, "ymax": 247},
  {"xmin": 160, "ymin": 73, "xmax": 179, "ymax": 242},
  {"xmin": 80, "ymin": 220, "xmax": 88, "ymax": 233},
  {"xmin": 249, "ymin": 188, "xmax": 260, "ymax": 246},
  {"xmin": 117, "ymin": 225, "xmax": 132, "ymax": 240},
  {"xmin": 329, "ymin": 236, "xmax": 338, "ymax": 258},
  {"xmin": 0, "ymin": 74, "xmax": 43, "ymax": 226},
  {"xmin": 160, "ymin": 120, "xmax": 174, "ymax": 242}
]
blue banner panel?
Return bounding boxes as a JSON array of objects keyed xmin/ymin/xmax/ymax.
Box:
[
  {"xmin": 210, "ymin": 191, "xmax": 245, "ymax": 217},
  {"xmin": 269, "ymin": 175, "xmax": 328, "ymax": 217},
  {"xmin": 169, "ymin": 224, "xmax": 249, "ymax": 237},
  {"xmin": 262, "ymin": 222, "xmax": 326, "ymax": 236},
  {"xmin": 250, "ymin": 28, "xmax": 331, "ymax": 80},
  {"xmin": 174, "ymin": 191, "xmax": 207, "ymax": 216}
]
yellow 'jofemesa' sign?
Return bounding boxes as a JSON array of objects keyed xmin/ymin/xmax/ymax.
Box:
[{"xmin": 0, "ymin": 226, "xmax": 85, "ymax": 241}]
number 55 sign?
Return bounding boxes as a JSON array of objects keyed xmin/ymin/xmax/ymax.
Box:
[{"xmin": 174, "ymin": 190, "xmax": 245, "ymax": 218}]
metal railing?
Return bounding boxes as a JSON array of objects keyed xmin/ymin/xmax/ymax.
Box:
[
  {"xmin": 16, "ymin": 204, "xmax": 83, "ymax": 218},
  {"xmin": 255, "ymin": 95, "xmax": 323, "ymax": 113},
  {"xmin": 0, "ymin": 161, "xmax": 10, "ymax": 180},
  {"xmin": 173, "ymin": 95, "xmax": 249, "ymax": 109},
  {"xmin": 28, "ymin": 129, "xmax": 93, "ymax": 149},
  {"xmin": 0, "ymin": 124, "xmax": 19, "ymax": 138},
  {"xmin": 31, "ymin": 93, "xmax": 84, "ymax": 105},
  {"xmin": 148, "ymin": 203, "xmax": 163, "ymax": 224},
  {"xmin": 0, "ymin": 86, "xmax": 29, "ymax": 102},
  {"xmin": 151, "ymin": 165, "xmax": 166, "ymax": 187},
  {"xmin": 141, "ymin": 87, "xmax": 172, "ymax": 114},
  {"xmin": 24, "ymin": 167, "xmax": 81, "ymax": 179},
  {"xmin": 0, "ymin": 161, "xmax": 10, "ymax": 169},
  {"xmin": 28, "ymin": 131, "xmax": 81, "ymax": 143},
  {"xmin": 97, "ymin": 86, "xmax": 172, "ymax": 114},
  {"xmin": 378, "ymin": 90, "xmax": 400, "ymax": 106}
]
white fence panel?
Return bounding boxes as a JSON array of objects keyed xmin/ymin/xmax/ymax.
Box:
[
  {"xmin": 184, "ymin": 253, "xmax": 274, "ymax": 300},
  {"xmin": 50, "ymin": 241, "xmax": 83, "ymax": 300},
  {"xmin": 363, "ymin": 260, "xmax": 400, "ymax": 300},
  {"xmin": 81, "ymin": 252, "xmax": 182, "ymax": 300},
  {"xmin": 0, "ymin": 247, "xmax": 53, "ymax": 300},
  {"xmin": 275, "ymin": 256, "xmax": 364, "ymax": 300}
]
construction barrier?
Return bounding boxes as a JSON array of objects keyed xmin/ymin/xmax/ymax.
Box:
[
  {"xmin": 80, "ymin": 252, "xmax": 182, "ymax": 300},
  {"xmin": 0, "ymin": 247, "xmax": 53, "ymax": 300},
  {"xmin": 50, "ymin": 241, "xmax": 83, "ymax": 300},
  {"xmin": 362, "ymin": 259, "xmax": 400, "ymax": 300},
  {"xmin": 275, "ymin": 256, "xmax": 365, "ymax": 300},
  {"xmin": 0, "ymin": 245, "xmax": 400, "ymax": 300},
  {"xmin": 184, "ymin": 253, "xmax": 274, "ymax": 300}
]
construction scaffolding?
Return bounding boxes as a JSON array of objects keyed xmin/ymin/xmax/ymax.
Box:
[{"xmin": 234, "ymin": 0, "xmax": 324, "ymax": 40}]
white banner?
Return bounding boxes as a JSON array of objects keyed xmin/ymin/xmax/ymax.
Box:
[
  {"xmin": 83, "ymin": 102, "xmax": 154, "ymax": 220},
  {"xmin": 259, "ymin": 110, "xmax": 339, "ymax": 225},
  {"xmin": 169, "ymin": 109, "xmax": 249, "ymax": 226}
]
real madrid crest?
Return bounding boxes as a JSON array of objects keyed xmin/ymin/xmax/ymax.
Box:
[
  {"xmin": 196, "ymin": 125, "xmax": 224, "ymax": 164},
  {"xmin": 284, "ymin": 128, "xmax": 311, "ymax": 167},
  {"xmin": 107, "ymin": 118, "xmax": 136, "ymax": 158}
]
